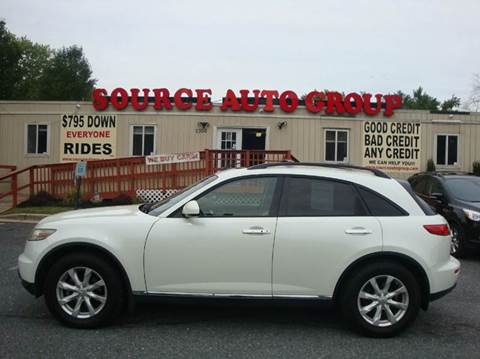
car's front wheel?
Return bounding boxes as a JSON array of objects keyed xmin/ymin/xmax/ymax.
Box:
[
  {"xmin": 44, "ymin": 252, "xmax": 124, "ymax": 328},
  {"xmin": 340, "ymin": 262, "xmax": 421, "ymax": 337}
]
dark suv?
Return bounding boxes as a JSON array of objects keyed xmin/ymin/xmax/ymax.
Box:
[{"xmin": 408, "ymin": 172, "xmax": 480, "ymax": 257}]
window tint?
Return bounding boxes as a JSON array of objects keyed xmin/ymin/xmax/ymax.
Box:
[
  {"xmin": 412, "ymin": 177, "xmax": 428, "ymax": 195},
  {"xmin": 281, "ymin": 177, "xmax": 366, "ymax": 216},
  {"xmin": 446, "ymin": 177, "xmax": 480, "ymax": 202},
  {"xmin": 358, "ymin": 187, "xmax": 407, "ymax": 216},
  {"xmin": 398, "ymin": 180, "xmax": 435, "ymax": 215},
  {"xmin": 197, "ymin": 177, "xmax": 277, "ymax": 217},
  {"xmin": 429, "ymin": 178, "xmax": 445, "ymax": 196}
]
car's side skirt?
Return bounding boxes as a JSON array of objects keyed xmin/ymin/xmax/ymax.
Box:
[{"xmin": 132, "ymin": 291, "xmax": 332, "ymax": 301}]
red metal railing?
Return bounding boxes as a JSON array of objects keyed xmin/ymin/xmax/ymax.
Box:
[{"xmin": 0, "ymin": 149, "xmax": 295, "ymax": 209}]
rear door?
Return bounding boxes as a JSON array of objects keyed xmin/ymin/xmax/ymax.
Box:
[{"xmin": 272, "ymin": 176, "xmax": 382, "ymax": 298}]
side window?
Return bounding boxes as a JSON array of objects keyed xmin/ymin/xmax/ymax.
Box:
[
  {"xmin": 430, "ymin": 178, "xmax": 445, "ymax": 196},
  {"xmin": 281, "ymin": 177, "xmax": 366, "ymax": 216},
  {"xmin": 412, "ymin": 177, "xmax": 428, "ymax": 195},
  {"xmin": 436, "ymin": 134, "xmax": 458, "ymax": 166},
  {"xmin": 325, "ymin": 129, "xmax": 348, "ymax": 162},
  {"xmin": 26, "ymin": 124, "xmax": 48, "ymax": 154},
  {"xmin": 358, "ymin": 187, "xmax": 407, "ymax": 216},
  {"xmin": 132, "ymin": 125, "xmax": 155, "ymax": 156},
  {"xmin": 196, "ymin": 177, "xmax": 278, "ymax": 217}
]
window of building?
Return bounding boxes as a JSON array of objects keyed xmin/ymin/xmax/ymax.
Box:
[
  {"xmin": 26, "ymin": 124, "xmax": 48, "ymax": 154},
  {"xmin": 436, "ymin": 134, "xmax": 458, "ymax": 166},
  {"xmin": 280, "ymin": 177, "xmax": 366, "ymax": 216},
  {"xmin": 196, "ymin": 176, "xmax": 278, "ymax": 217},
  {"xmin": 132, "ymin": 125, "xmax": 155, "ymax": 156},
  {"xmin": 325, "ymin": 129, "xmax": 348, "ymax": 162}
]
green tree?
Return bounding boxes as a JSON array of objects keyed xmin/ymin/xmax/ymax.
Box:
[
  {"xmin": 0, "ymin": 20, "xmax": 96, "ymax": 100},
  {"xmin": 398, "ymin": 87, "xmax": 461, "ymax": 111},
  {"xmin": 398, "ymin": 87, "xmax": 440, "ymax": 110},
  {"xmin": 13, "ymin": 38, "xmax": 51, "ymax": 99},
  {"xmin": 39, "ymin": 46, "xmax": 96, "ymax": 101},
  {"xmin": 0, "ymin": 20, "xmax": 22, "ymax": 99},
  {"xmin": 440, "ymin": 95, "xmax": 461, "ymax": 111}
]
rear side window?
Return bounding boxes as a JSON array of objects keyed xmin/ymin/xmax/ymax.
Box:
[
  {"xmin": 411, "ymin": 176, "xmax": 428, "ymax": 195},
  {"xmin": 398, "ymin": 180, "xmax": 436, "ymax": 215},
  {"xmin": 280, "ymin": 177, "xmax": 367, "ymax": 216},
  {"xmin": 358, "ymin": 187, "xmax": 408, "ymax": 216}
]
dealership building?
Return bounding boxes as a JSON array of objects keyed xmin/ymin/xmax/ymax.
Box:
[{"xmin": 1, "ymin": 89, "xmax": 480, "ymax": 183}]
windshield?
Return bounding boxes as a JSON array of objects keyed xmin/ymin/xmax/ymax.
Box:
[
  {"xmin": 446, "ymin": 177, "xmax": 480, "ymax": 202},
  {"xmin": 146, "ymin": 175, "xmax": 218, "ymax": 216}
]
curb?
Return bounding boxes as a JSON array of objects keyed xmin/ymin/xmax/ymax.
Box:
[
  {"xmin": 0, "ymin": 213, "xmax": 48, "ymax": 224},
  {"xmin": 0, "ymin": 218, "xmax": 40, "ymax": 224}
]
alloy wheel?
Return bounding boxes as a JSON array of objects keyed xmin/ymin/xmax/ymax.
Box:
[
  {"xmin": 56, "ymin": 267, "xmax": 107, "ymax": 319},
  {"xmin": 357, "ymin": 275, "xmax": 409, "ymax": 327}
]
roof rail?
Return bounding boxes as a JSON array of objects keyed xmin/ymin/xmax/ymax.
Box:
[
  {"xmin": 413, "ymin": 170, "xmax": 474, "ymax": 177},
  {"xmin": 248, "ymin": 162, "xmax": 391, "ymax": 179}
]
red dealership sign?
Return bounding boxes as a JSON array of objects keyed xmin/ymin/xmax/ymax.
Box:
[{"xmin": 92, "ymin": 88, "xmax": 402, "ymax": 117}]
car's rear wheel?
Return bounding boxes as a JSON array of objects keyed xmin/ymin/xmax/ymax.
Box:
[
  {"xmin": 44, "ymin": 253, "xmax": 124, "ymax": 328},
  {"xmin": 450, "ymin": 222, "xmax": 467, "ymax": 258},
  {"xmin": 340, "ymin": 262, "xmax": 421, "ymax": 337}
]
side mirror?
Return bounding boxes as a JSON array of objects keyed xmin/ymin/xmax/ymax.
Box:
[
  {"xmin": 182, "ymin": 200, "xmax": 200, "ymax": 217},
  {"xmin": 431, "ymin": 192, "xmax": 445, "ymax": 203}
]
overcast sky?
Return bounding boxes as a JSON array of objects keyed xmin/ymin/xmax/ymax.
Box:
[{"xmin": 1, "ymin": 0, "xmax": 479, "ymax": 103}]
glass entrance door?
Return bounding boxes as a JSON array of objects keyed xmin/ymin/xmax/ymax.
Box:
[{"xmin": 216, "ymin": 129, "xmax": 242, "ymax": 168}]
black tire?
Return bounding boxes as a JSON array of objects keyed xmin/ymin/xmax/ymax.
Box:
[
  {"xmin": 339, "ymin": 261, "xmax": 421, "ymax": 338},
  {"xmin": 450, "ymin": 222, "xmax": 467, "ymax": 258},
  {"xmin": 43, "ymin": 252, "xmax": 124, "ymax": 328}
]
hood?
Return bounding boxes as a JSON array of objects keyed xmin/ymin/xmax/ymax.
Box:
[
  {"xmin": 456, "ymin": 200, "xmax": 480, "ymax": 212},
  {"xmin": 37, "ymin": 204, "xmax": 143, "ymax": 226}
]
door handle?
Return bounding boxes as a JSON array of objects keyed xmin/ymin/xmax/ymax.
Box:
[
  {"xmin": 345, "ymin": 227, "xmax": 372, "ymax": 235},
  {"xmin": 243, "ymin": 227, "xmax": 271, "ymax": 235}
]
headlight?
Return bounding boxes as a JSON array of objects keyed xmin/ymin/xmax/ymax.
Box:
[
  {"xmin": 29, "ymin": 228, "xmax": 56, "ymax": 241},
  {"xmin": 463, "ymin": 209, "xmax": 480, "ymax": 222}
]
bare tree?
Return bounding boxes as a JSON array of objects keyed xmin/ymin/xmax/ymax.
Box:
[{"xmin": 464, "ymin": 74, "xmax": 480, "ymax": 112}]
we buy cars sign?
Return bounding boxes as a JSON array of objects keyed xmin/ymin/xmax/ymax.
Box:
[{"xmin": 146, "ymin": 152, "xmax": 200, "ymax": 166}]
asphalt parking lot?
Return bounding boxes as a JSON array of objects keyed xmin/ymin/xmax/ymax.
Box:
[{"xmin": 1, "ymin": 222, "xmax": 479, "ymax": 359}]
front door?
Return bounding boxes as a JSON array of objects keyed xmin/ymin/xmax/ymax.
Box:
[
  {"xmin": 216, "ymin": 128, "xmax": 242, "ymax": 168},
  {"xmin": 144, "ymin": 176, "xmax": 280, "ymax": 295}
]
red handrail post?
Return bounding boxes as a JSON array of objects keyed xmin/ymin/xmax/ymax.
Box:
[
  {"xmin": 29, "ymin": 168, "xmax": 34, "ymax": 197},
  {"xmin": 129, "ymin": 161, "xmax": 135, "ymax": 198},
  {"xmin": 204, "ymin": 149, "xmax": 211, "ymax": 175},
  {"xmin": 11, "ymin": 173, "xmax": 18, "ymax": 207},
  {"xmin": 245, "ymin": 150, "xmax": 250, "ymax": 167},
  {"xmin": 116, "ymin": 159, "xmax": 121, "ymax": 194},
  {"xmin": 286, "ymin": 150, "xmax": 292, "ymax": 161},
  {"xmin": 172, "ymin": 163, "xmax": 177, "ymax": 189}
]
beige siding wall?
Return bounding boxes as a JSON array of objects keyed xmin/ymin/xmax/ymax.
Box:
[{"xmin": 1, "ymin": 101, "xmax": 480, "ymax": 180}]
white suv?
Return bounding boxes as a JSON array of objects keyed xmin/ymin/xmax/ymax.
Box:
[{"xmin": 18, "ymin": 163, "xmax": 460, "ymax": 337}]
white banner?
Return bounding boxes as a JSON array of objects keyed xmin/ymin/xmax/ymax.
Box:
[
  {"xmin": 60, "ymin": 114, "xmax": 117, "ymax": 162},
  {"xmin": 146, "ymin": 152, "xmax": 200, "ymax": 166},
  {"xmin": 362, "ymin": 121, "xmax": 421, "ymax": 172}
]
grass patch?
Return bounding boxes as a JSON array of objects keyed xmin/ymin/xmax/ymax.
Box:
[{"xmin": 3, "ymin": 206, "xmax": 73, "ymax": 215}]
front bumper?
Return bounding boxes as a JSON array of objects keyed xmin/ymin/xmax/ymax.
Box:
[
  {"xmin": 463, "ymin": 220, "xmax": 480, "ymax": 247},
  {"xmin": 18, "ymin": 268, "xmax": 39, "ymax": 297}
]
